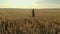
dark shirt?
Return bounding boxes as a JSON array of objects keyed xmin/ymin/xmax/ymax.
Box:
[{"xmin": 32, "ymin": 9, "xmax": 35, "ymax": 17}]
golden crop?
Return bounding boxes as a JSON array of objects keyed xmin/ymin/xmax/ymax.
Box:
[
  {"xmin": 0, "ymin": 15, "xmax": 60, "ymax": 34},
  {"xmin": 0, "ymin": 9, "xmax": 60, "ymax": 34}
]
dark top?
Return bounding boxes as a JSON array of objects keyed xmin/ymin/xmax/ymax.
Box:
[{"xmin": 32, "ymin": 9, "xmax": 35, "ymax": 17}]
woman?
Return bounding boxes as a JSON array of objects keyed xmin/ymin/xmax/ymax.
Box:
[{"xmin": 32, "ymin": 9, "xmax": 35, "ymax": 17}]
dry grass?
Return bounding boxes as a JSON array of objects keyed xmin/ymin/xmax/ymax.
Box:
[
  {"xmin": 0, "ymin": 15, "xmax": 60, "ymax": 34},
  {"xmin": 0, "ymin": 9, "xmax": 60, "ymax": 34}
]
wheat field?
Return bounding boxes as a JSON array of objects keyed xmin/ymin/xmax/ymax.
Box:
[{"xmin": 0, "ymin": 9, "xmax": 60, "ymax": 34}]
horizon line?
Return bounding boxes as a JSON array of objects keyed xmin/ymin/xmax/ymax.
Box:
[{"xmin": 0, "ymin": 7, "xmax": 60, "ymax": 9}]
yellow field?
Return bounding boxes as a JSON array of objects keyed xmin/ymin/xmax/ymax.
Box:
[{"xmin": 0, "ymin": 9, "xmax": 60, "ymax": 34}]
